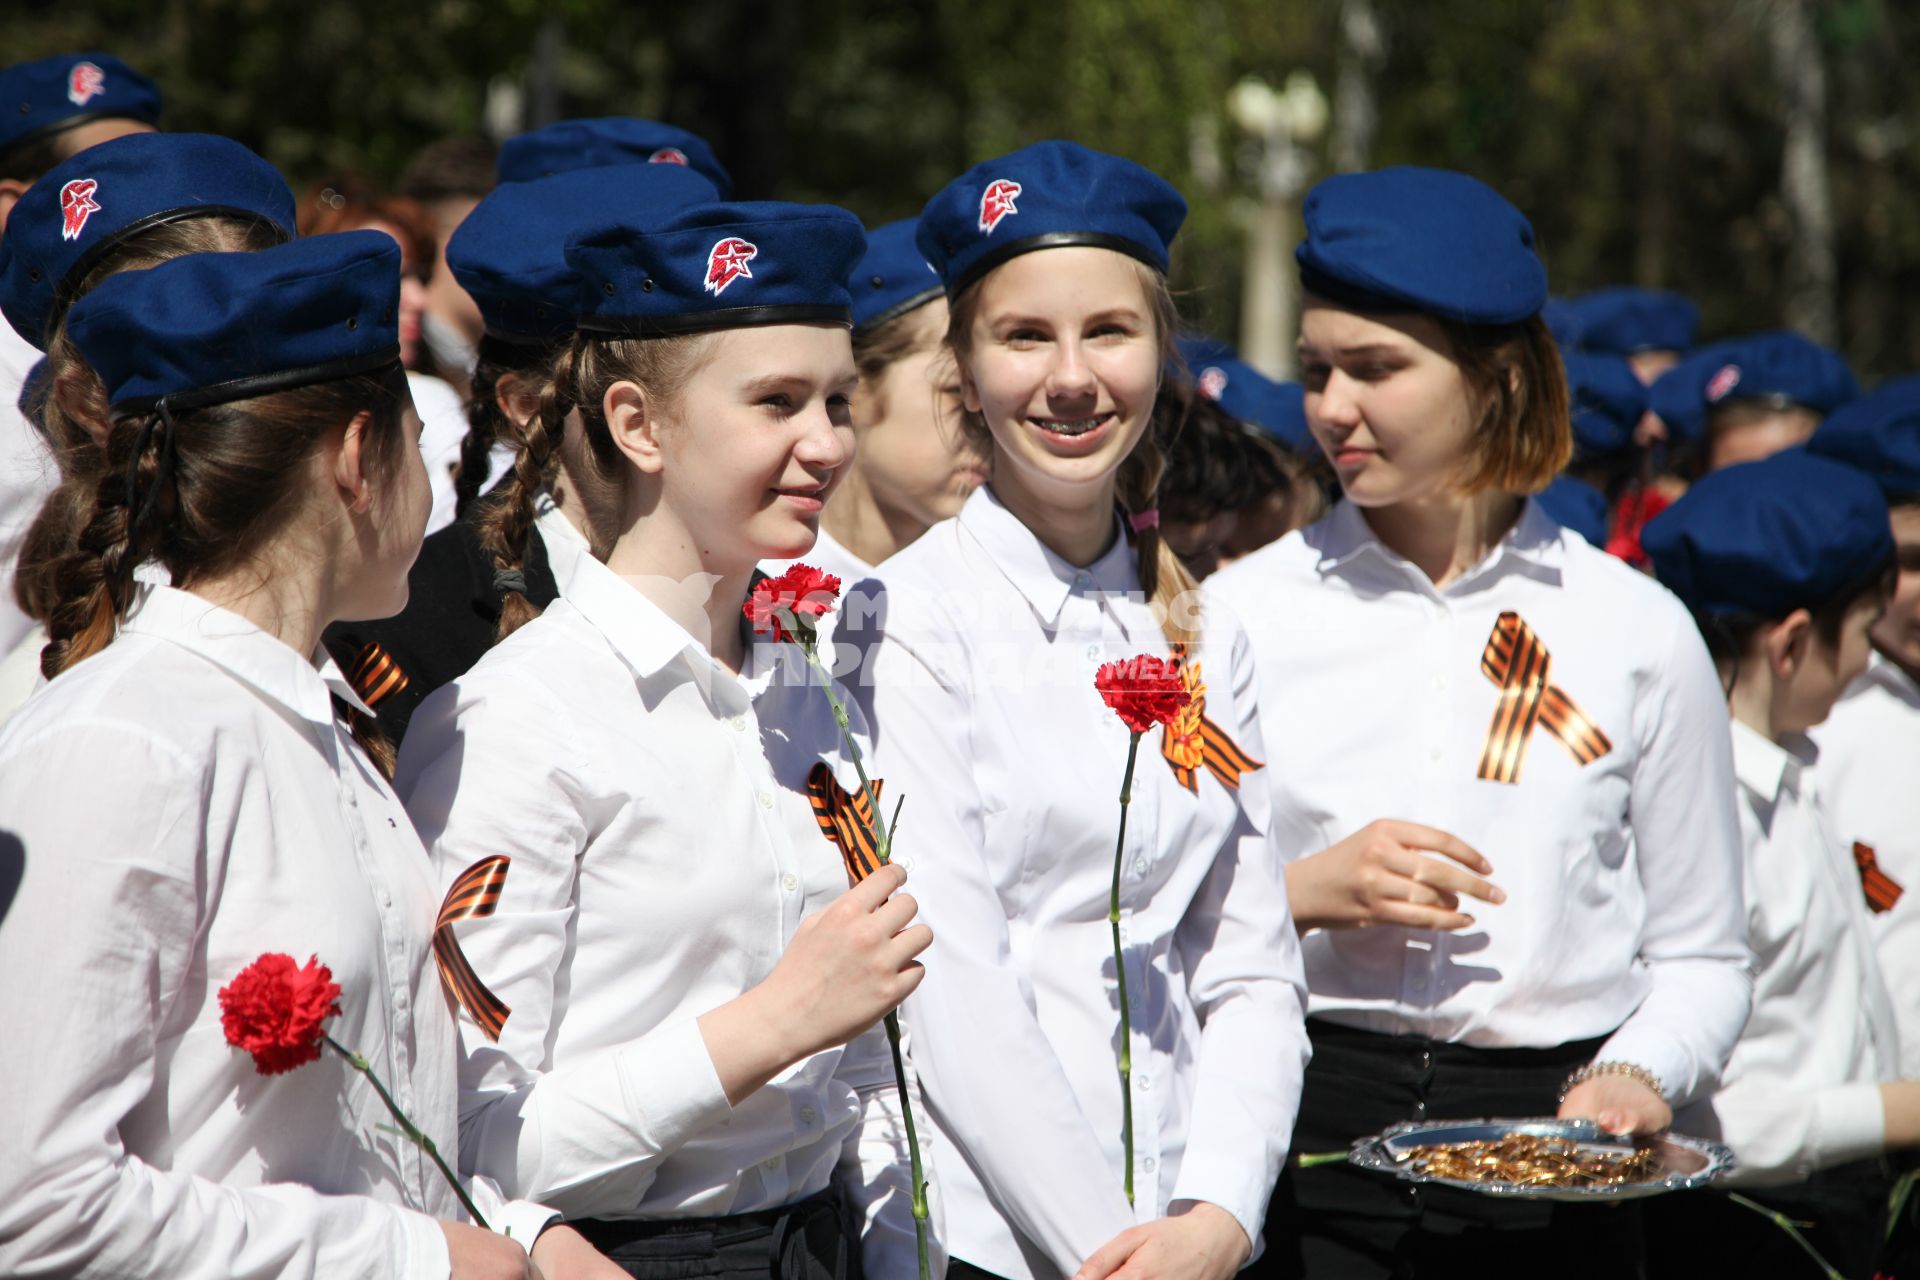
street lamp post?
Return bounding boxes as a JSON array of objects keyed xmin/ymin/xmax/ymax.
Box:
[{"xmin": 1227, "ymin": 72, "xmax": 1329, "ymax": 381}]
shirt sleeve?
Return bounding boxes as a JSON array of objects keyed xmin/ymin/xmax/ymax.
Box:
[
  {"xmin": 832, "ymin": 1020, "xmax": 948, "ymax": 1280},
  {"xmin": 0, "ymin": 723, "xmax": 449, "ymax": 1280},
  {"xmin": 1168, "ymin": 621, "xmax": 1311, "ymax": 1252},
  {"xmin": 1597, "ymin": 608, "xmax": 1754, "ymax": 1106},
  {"xmin": 397, "ymin": 676, "xmax": 734, "ymax": 1215},
  {"xmin": 1684, "ymin": 1081, "xmax": 1886, "ymax": 1187},
  {"xmin": 870, "ymin": 613, "xmax": 1137, "ymax": 1275}
]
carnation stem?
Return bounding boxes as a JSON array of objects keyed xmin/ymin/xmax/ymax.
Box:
[
  {"xmin": 801, "ymin": 639, "xmax": 932, "ymax": 1280},
  {"xmin": 1110, "ymin": 731, "xmax": 1141, "ymax": 1207},
  {"xmin": 327, "ymin": 1035, "xmax": 489, "ymax": 1230},
  {"xmin": 1725, "ymin": 1192, "xmax": 1843, "ymax": 1280}
]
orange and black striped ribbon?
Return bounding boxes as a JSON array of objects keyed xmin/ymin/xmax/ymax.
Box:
[
  {"xmin": 433, "ymin": 856, "xmax": 513, "ymax": 1041},
  {"xmin": 349, "ymin": 641, "xmax": 409, "ymax": 710},
  {"xmin": 1854, "ymin": 841, "xmax": 1905, "ymax": 915},
  {"xmin": 807, "ymin": 762, "xmax": 886, "ymax": 886},
  {"xmin": 1476, "ymin": 612, "xmax": 1612, "ymax": 785},
  {"xmin": 1161, "ymin": 644, "xmax": 1264, "ymax": 793}
]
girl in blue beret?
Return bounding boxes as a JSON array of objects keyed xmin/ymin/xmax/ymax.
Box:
[
  {"xmin": 1641, "ymin": 451, "xmax": 1914, "ymax": 1280},
  {"xmin": 0, "ymin": 131, "xmax": 297, "ymax": 721},
  {"xmin": 1207, "ymin": 166, "xmax": 1750, "ymax": 1277},
  {"xmin": 865, "ymin": 140, "xmax": 1310, "ymax": 1280},
  {"xmin": 394, "ymin": 200, "xmax": 934, "ymax": 1280},
  {"xmin": 0, "ymin": 231, "xmax": 623, "ymax": 1280}
]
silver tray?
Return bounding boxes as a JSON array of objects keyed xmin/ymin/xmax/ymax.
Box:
[{"xmin": 1348, "ymin": 1117, "xmax": 1734, "ymax": 1202}]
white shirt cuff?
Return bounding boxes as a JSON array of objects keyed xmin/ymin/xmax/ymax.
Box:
[
  {"xmin": 494, "ymin": 1200, "xmax": 563, "ymax": 1252},
  {"xmin": 613, "ymin": 1014, "xmax": 733, "ymax": 1149},
  {"xmin": 395, "ymin": 1204, "xmax": 453, "ymax": 1280},
  {"xmin": 1814, "ymin": 1082, "xmax": 1887, "ymax": 1170}
]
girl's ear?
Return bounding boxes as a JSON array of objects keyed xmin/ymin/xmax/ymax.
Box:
[
  {"xmin": 50, "ymin": 369, "xmax": 111, "ymax": 448},
  {"xmin": 604, "ymin": 381, "xmax": 666, "ymax": 475},
  {"xmin": 332, "ymin": 409, "xmax": 378, "ymax": 514},
  {"xmin": 1767, "ymin": 608, "xmax": 1814, "ymax": 678},
  {"xmin": 958, "ymin": 360, "xmax": 983, "ymax": 416},
  {"xmin": 494, "ymin": 371, "xmax": 542, "ymax": 428}
]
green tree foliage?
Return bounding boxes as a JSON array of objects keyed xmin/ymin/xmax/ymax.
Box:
[{"xmin": 9, "ymin": 0, "xmax": 1920, "ymax": 374}]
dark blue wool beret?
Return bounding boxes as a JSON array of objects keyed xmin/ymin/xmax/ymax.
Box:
[
  {"xmin": 850, "ymin": 218, "xmax": 943, "ymax": 333},
  {"xmin": 1644, "ymin": 449, "xmax": 1893, "ymax": 617},
  {"xmin": 1564, "ymin": 350, "xmax": 1650, "ymax": 458},
  {"xmin": 1568, "ymin": 287, "xmax": 1699, "ymax": 356},
  {"xmin": 0, "ymin": 53, "xmax": 160, "ymax": 160},
  {"xmin": 1296, "ymin": 166, "xmax": 1547, "ymax": 326},
  {"xmin": 497, "ymin": 117, "xmax": 732, "ymax": 197},
  {"xmin": 1806, "ymin": 374, "xmax": 1920, "ymax": 503},
  {"xmin": 0, "ymin": 132, "xmax": 295, "ymax": 349},
  {"xmin": 67, "ymin": 230, "xmax": 403, "ymax": 415},
  {"xmin": 1648, "ymin": 331, "xmax": 1858, "ymax": 442},
  {"xmin": 447, "ymin": 163, "xmax": 720, "ymax": 344},
  {"xmin": 568, "ymin": 200, "xmax": 866, "ymax": 336},
  {"xmin": 916, "ymin": 141, "xmax": 1186, "ymax": 298},
  {"xmin": 1535, "ymin": 475, "xmax": 1610, "ymax": 547},
  {"xmin": 1177, "ymin": 338, "xmax": 1310, "ymax": 451}
]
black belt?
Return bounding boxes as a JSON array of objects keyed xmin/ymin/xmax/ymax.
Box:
[{"xmin": 571, "ymin": 1185, "xmax": 859, "ymax": 1280}]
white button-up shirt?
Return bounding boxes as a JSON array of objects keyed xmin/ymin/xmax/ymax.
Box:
[
  {"xmin": 1675, "ymin": 723, "xmax": 1900, "ymax": 1186},
  {"xmin": 865, "ymin": 486, "xmax": 1310, "ymax": 1280},
  {"xmin": 394, "ymin": 552, "xmax": 927, "ymax": 1278},
  {"xmin": 1811, "ymin": 651, "xmax": 1920, "ymax": 1076},
  {"xmin": 1207, "ymin": 499, "xmax": 1750, "ymax": 1104},
  {"xmin": 0, "ymin": 586, "xmax": 552, "ymax": 1280},
  {"xmin": 0, "ymin": 318, "xmax": 55, "ymax": 653}
]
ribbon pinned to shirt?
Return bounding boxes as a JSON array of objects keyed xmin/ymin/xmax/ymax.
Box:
[
  {"xmin": 1161, "ymin": 643, "xmax": 1263, "ymax": 793},
  {"xmin": 434, "ymin": 856, "xmax": 513, "ymax": 1041},
  {"xmin": 807, "ymin": 762, "xmax": 884, "ymax": 886},
  {"xmin": 348, "ymin": 641, "xmax": 409, "ymax": 711},
  {"xmin": 1476, "ymin": 612, "xmax": 1612, "ymax": 785},
  {"xmin": 1854, "ymin": 841, "xmax": 1905, "ymax": 914}
]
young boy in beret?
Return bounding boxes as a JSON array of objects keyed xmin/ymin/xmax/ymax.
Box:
[{"xmin": 1642, "ymin": 448, "xmax": 1919, "ymax": 1280}]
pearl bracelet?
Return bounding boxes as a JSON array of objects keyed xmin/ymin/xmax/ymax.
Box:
[{"xmin": 1557, "ymin": 1060, "xmax": 1664, "ymax": 1104}]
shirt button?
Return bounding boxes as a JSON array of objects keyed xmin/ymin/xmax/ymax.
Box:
[
  {"xmin": 1429, "ymin": 746, "xmax": 1444, "ymax": 762},
  {"xmin": 1133, "ymin": 856, "xmax": 1149, "ymax": 875},
  {"xmin": 730, "ymin": 715, "xmax": 747, "ymax": 732},
  {"xmin": 781, "ymin": 872, "xmax": 800, "ymax": 892},
  {"xmin": 1417, "ymin": 1049, "xmax": 1432, "ymax": 1070},
  {"xmin": 1137, "ymin": 1074, "xmax": 1151, "ymax": 1091},
  {"xmin": 757, "ymin": 791, "xmax": 775, "ymax": 810},
  {"xmin": 800, "ymin": 1106, "xmax": 817, "ymax": 1125},
  {"xmin": 1431, "ymin": 674, "xmax": 1448, "ymax": 691},
  {"xmin": 1086, "ymin": 644, "xmax": 1102, "ymax": 662},
  {"xmin": 1144, "ymin": 1156, "xmax": 1157, "ymax": 1173}
]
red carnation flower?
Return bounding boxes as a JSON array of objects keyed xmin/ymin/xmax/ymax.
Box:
[
  {"xmin": 744, "ymin": 564, "xmax": 843, "ymax": 644},
  {"xmin": 1094, "ymin": 655, "xmax": 1192, "ymax": 735},
  {"xmin": 218, "ymin": 953, "xmax": 342, "ymax": 1076}
]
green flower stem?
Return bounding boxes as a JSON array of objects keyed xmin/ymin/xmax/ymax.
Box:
[
  {"xmin": 1725, "ymin": 1192, "xmax": 1843, "ymax": 1280},
  {"xmin": 326, "ymin": 1035, "xmax": 489, "ymax": 1230},
  {"xmin": 801, "ymin": 637, "xmax": 931, "ymax": 1280},
  {"xmin": 1295, "ymin": 1151, "xmax": 1351, "ymax": 1169},
  {"xmin": 1110, "ymin": 731, "xmax": 1142, "ymax": 1207}
]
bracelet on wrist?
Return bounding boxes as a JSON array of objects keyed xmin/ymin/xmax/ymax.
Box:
[{"xmin": 1557, "ymin": 1059, "xmax": 1664, "ymax": 1104}]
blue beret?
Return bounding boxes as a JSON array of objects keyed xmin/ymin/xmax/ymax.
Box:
[
  {"xmin": 1564, "ymin": 350, "xmax": 1650, "ymax": 458},
  {"xmin": 1535, "ymin": 475, "xmax": 1611, "ymax": 547},
  {"xmin": 1806, "ymin": 374, "xmax": 1920, "ymax": 502},
  {"xmin": 568, "ymin": 200, "xmax": 866, "ymax": 337},
  {"xmin": 0, "ymin": 53, "xmax": 160, "ymax": 161},
  {"xmin": 65, "ymin": 230, "xmax": 402, "ymax": 416},
  {"xmin": 1568, "ymin": 287, "xmax": 1699, "ymax": 355},
  {"xmin": 447, "ymin": 163, "xmax": 719, "ymax": 345},
  {"xmin": 916, "ymin": 141, "xmax": 1186, "ymax": 298},
  {"xmin": 1643, "ymin": 450, "xmax": 1893, "ymax": 617},
  {"xmin": 1296, "ymin": 166, "xmax": 1547, "ymax": 326},
  {"xmin": 1176, "ymin": 339, "xmax": 1310, "ymax": 450},
  {"xmin": 497, "ymin": 117, "xmax": 732, "ymax": 197},
  {"xmin": 851, "ymin": 218, "xmax": 942, "ymax": 333},
  {"xmin": 0, "ymin": 132, "xmax": 295, "ymax": 349},
  {"xmin": 1648, "ymin": 331, "xmax": 1859, "ymax": 442},
  {"xmin": 1542, "ymin": 297, "xmax": 1586, "ymax": 349}
]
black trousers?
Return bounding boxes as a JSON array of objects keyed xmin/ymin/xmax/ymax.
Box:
[
  {"xmin": 1253, "ymin": 1018, "xmax": 1647, "ymax": 1280},
  {"xmin": 1645, "ymin": 1155, "xmax": 1913, "ymax": 1280},
  {"xmin": 572, "ymin": 1187, "xmax": 860, "ymax": 1279}
]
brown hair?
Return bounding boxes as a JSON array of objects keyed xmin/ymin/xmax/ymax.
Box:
[
  {"xmin": 452, "ymin": 335, "xmax": 557, "ymax": 519},
  {"xmin": 40, "ymin": 367, "xmax": 411, "ymax": 770},
  {"xmin": 14, "ymin": 215, "xmax": 290, "ymax": 624},
  {"xmin": 1692, "ymin": 554, "xmax": 1899, "ymax": 695},
  {"xmin": 1444, "ymin": 314, "xmax": 1572, "ymax": 496},
  {"xmin": 474, "ymin": 330, "xmax": 713, "ymax": 641},
  {"xmin": 945, "ymin": 256, "xmax": 1199, "ymax": 645},
  {"xmin": 0, "ymin": 132, "xmax": 70, "ymax": 186}
]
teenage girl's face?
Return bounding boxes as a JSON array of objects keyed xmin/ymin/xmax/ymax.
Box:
[
  {"xmin": 1297, "ymin": 299, "xmax": 1480, "ymax": 509},
  {"xmin": 855, "ymin": 300, "xmax": 988, "ymax": 530},
  {"xmin": 657, "ymin": 322, "xmax": 856, "ymax": 567},
  {"xmin": 360, "ymin": 218, "xmax": 428, "ymax": 369},
  {"xmin": 960, "ymin": 246, "xmax": 1160, "ymax": 505},
  {"xmin": 1873, "ymin": 505, "xmax": 1920, "ymax": 672}
]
